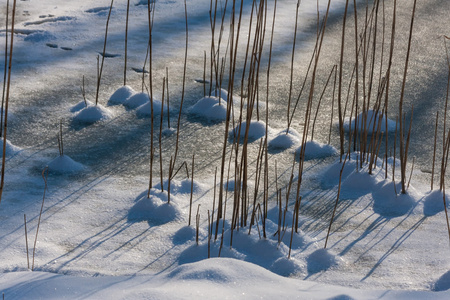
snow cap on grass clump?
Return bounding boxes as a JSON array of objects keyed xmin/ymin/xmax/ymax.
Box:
[
  {"xmin": 172, "ymin": 225, "xmax": 196, "ymax": 245},
  {"xmin": 232, "ymin": 120, "xmax": 270, "ymax": 141},
  {"xmin": 268, "ymin": 128, "xmax": 301, "ymax": 150},
  {"xmin": 307, "ymin": 248, "xmax": 342, "ymax": 274},
  {"xmin": 270, "ymin": 257, "xmax": 305, "ymax": 277},
  {"xmin": 189, "ymin": 96, "xmax": 228, "ymax": 121},
  {"xmin": 70, "ymin": 99, "xmax": 94, "ymax": 113},
  {"xmin": 295, "ymin": 140, "xmax": 338, "ymax": 160},
  {"xmin": 423, "ymin": 190, "xmax": 450, "ymax": 216},
  {"xmin": 343, "ymin": 109, "xmax": 396, "ymax": 134},
  {"xmin": 72, "ymin": 105, "xmax": 112, "ymax": 124},
  {"xmin": 128, "ymin": 190, "xmax": 183, "ymax": 225},
  {"xmin": 108, "ymin": 85, "xmax": 135, "ymax": 105},
  {"xmin": 0, "ymin": 139, "xmax": 21, "ymax": 156},
  {"xmin": 123, "ymin": 92, "xmax": 149, "ymax": 109},
  {"xmin": 153, "ymin": 178, "xmax": 207, "ymax": 195},
  {"xmin": 372, "ymin": 181, "xmax": 418, "ymax": 217},
  {"xmin": 47, "ymin": 155, "xmax": 84, "ymax": 174},
  {"xmin": 136, "ymin": 98, "xmax": 167, "ymax": 118}
]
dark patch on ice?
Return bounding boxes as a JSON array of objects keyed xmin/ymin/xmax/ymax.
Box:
[
  {"xmin": 46, "ymin": 43, "xmax": 58, "ymax": 49},
  {"xmin": 131, "ymin": 67, "xmax": 149, "ymax": 74},
  {"xmin": 39, "ymin": 14, "xmax": 55, "ymax": 18},
  {"xmin": 98, "ymin": 52, "xmax": 121, "ymax": 58},
  {"xmin": 60, "ymin": 47, "xmax": 73, "ymax": 51},
  {"xmin": 24, "ymin": 16, "xmax": 76, "ymax": 27},
  {"xmin": 135, "ymin": 0, "xmax": 156, "ymax": 7},
  {"xmin": 85, "ymin": 7, "xmax": 110, "ymax": 14},
  {"xmin": 194, "ymin": 78, "xmax": 209, "ymax": 84},
  {"xmin": 326, "ymin": 295, "xmax": 355, "ymax": 300}
]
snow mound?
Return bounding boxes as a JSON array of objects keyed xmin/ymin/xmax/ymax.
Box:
[
  {"xmin": 135, "ymin": 98, "xmax": 167, "ymax": 118},
  {"xmin": 372, "ymin": 181, "xmax": 419, "ymax": 217},
  {"xmin": 296, "ymin": 140, "xmax": 338, "ymax": 160},
  {"xmin": 173, "ymin": 225, "xmax": 196, "ymax": 245},
  {"xmin": 307, "ymin": 249, "xmax": 342, "ymax": 274},
  {"xmin": 153, "ymin": 178, "xmax": 208, "ymax": 195},
  {"xmin": 423, "ymin": 190, "xmax": 450, "ymax": 216},
  {"xmin": 128, "ymin": 190, "xmax": 183, "ymax": 225},
  {"xmin": 72, "ymin": 105, "xmax": 112, "ymax": 124},
  {"xmin": 433, "ymin": 270, "xmax": 450, "ymax": 291},
  {"xmin": 268, "ymin": 129, "xmax": 301, "ymax": 149},
  {"xmin": 108, "ymin": 85, "xmax": 135, "ymax": 105},
  {"xmin": 232, "ymin": 120, "xmax": 270, "ymax": 141},
  {"xmin": 0, "ymin": 139, "xmax": 21, "ymax": 156},
  {"xmin": 189, "ymin": 96, "xmax": 228, "ymax": 121},
  {"xmin": 69, "ymin": 99, "xmax": 94, "ymax": 113},
  {"xmin": 343, "ymin": 110, "xmax": 396, "ymax": 134},
  {"xmin": 123, "ymin": 92, "xmax": 149, "ymax": 109},
  {"xmin": 47, "ymin": 155, "xmax": 84, "ymax": 174}
]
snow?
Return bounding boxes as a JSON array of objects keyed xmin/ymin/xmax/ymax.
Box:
[
  {"xmin": 296, "ymin": 140, "xmax": 338, "ymax": 159},
  {"xmin": 47, "ymin": 155, "xmax": 85, "ymax": 174},
  {"xmin": 71, "ymin": 104, "xmax": 113, "ymax": 124},
  {"xmin": 123, "ymin": 92, "xmax": 149, "ymax": 109},
  {"xmin": 189, "ymin": 96, "xmax": 228, "ymax": 121},
  {"xmin": 108, "ymin": 85, "xmax": 136, "ymax": 106},
  {"xmin": 0, "ymin": 139, "xmax": 21, "ymax": 156},
  {"xmin": 0, "ymin": 0, "xmax": 449, "ymax": 299},
  {"xmin": 343, "ymin": 110, "xmax": 397, "ymax": 134}
]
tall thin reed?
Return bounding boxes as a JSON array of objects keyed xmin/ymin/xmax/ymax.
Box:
[
  {"xmin": 124, "ymin": 0, "xmax": 130, "ymax": 86},
  {"xmin": 32, "ymin": 168, "xmax": 48, "ymax": 271},
  {"xmin": 24, "ymin": 214, "xmax": 29, "ymax": 269},
  {"xmin": 1, "ymin": 0, "xmax": 9, "ymax": 138},
  {"xmin": 95, "ymin": 0, "xmax": 114, "ymax": 106},
  {"xmin": 0, "ymin": 0, "xmax": 16, "ymax": 206}
]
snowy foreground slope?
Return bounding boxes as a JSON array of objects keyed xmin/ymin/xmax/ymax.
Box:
[{"xmin": 1, "ymin": 0, "xmax": 450, "ymax": 299}]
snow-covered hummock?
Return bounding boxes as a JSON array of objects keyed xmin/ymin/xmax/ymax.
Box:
[
  {"xmin": 47, "ymin": 155, "xmax": 84, "ymax": 173},
  {"xmin": 123, "ymin": 92, "xmax": 149, "ymax": 109},
  {"xmin": 108, "ymin": 85, "xmax": 136, "ymax": 106},
  {"xmin": 343, "ymin": 109, "xmax": 396, "ymax": 133},
  {"xmin": 72, "ymin": 104, "xmax": 113, "ymax": 124},
  {"xmin": 69, "ymin": 99, "xmax": 94, "ymax": 113},
  {"xmin": 128, "ymin": 188, "xmax": 185, "ymax": 225},
  {"xmin": 189, "ymin": 96, "xmax": 228, "ymax": 121},
  {"xmin": 232, "ymin": 120, "xmax": 271, "ymax": 141},
  {"xmin": 136, "ymin": 98, "xmax": 168, "ymax": 118},
  {"xmin": 268, "ymin": 128, "xmax": 301, "ymax": 150},
  {"xmin": 295, "ymin": 140, "xmax": 338, "ymax": 160},
  {"xmin": 321, "ymin": 152, "xmax": 420, "ymax": 217},
  {"xmin": 0, "ymin": 139, "xmax": 21, "ymax": 156}
]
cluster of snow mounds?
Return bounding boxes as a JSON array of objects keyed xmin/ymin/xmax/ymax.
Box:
[
  {"xmin": 343, "ymin": 109, "xmax": 397, "ymax": 134},
  {"xmin": 108, "ymin": 85, "xmax": 168, "ymax": 118},
  {"xmin": 320, "ymin": 153, "xmax": 422, "ymax": 217},
  {"xmin": 47, "ymin": 155, "xmax": 85, "ymax": 174}
]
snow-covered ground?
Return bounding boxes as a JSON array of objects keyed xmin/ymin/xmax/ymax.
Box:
[{"xmin": 1, "ymin": 0, "xmax": 450, "ymax": 299}]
